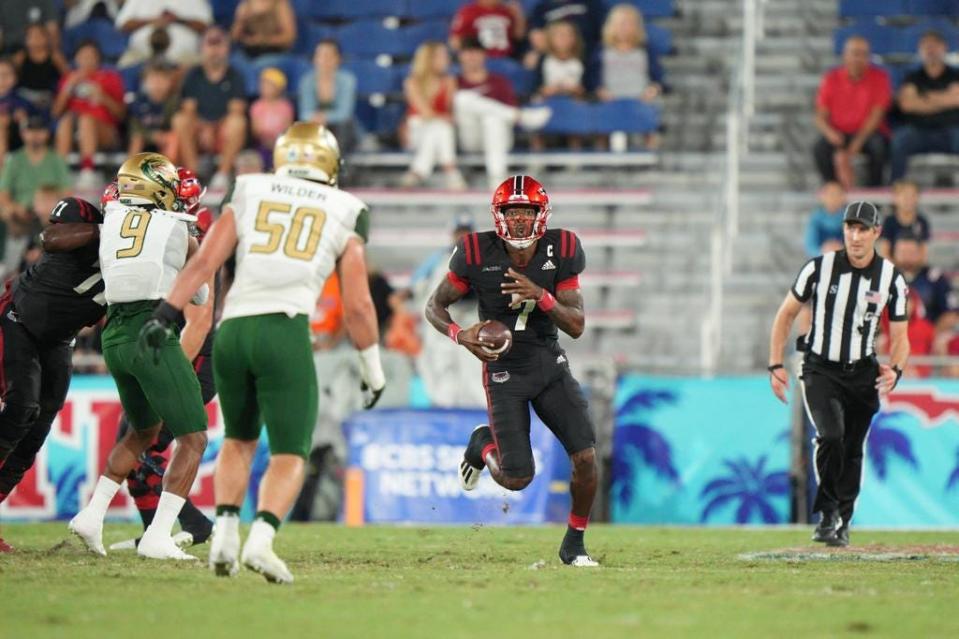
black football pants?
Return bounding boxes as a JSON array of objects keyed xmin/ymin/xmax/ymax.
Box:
[
  {"xmin": 801, "ymin": 356, "xmax": 880, "ymax": 525},
  {"xmin": 0, "ymin": 302, "xmax": 73, "ymax": 496}
]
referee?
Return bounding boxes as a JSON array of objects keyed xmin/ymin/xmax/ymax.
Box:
[{"xmin": 768, "ymin": 201, "xmax": 909, "ymax": 547}]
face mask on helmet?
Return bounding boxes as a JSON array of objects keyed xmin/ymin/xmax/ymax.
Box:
[
  {"xmin": 176, "ymin": 167, "xmax": 205, "ymax": 213},
  {"xmin": 490, "ymin": 175, "xmax": 551, "ymax": 249},
  {"xmin": 100, "ymin": 181, "xmax": 119, "ymax": 213}
]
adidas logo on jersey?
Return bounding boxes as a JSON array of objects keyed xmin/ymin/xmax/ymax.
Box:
[{"xmin": 541, "ymin": 260, "xmax": 556, "ymax": 271}]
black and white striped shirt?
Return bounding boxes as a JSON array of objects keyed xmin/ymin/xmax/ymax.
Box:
[{"xmin": 792, "ymin": 250, "xmax": 908, "ymax": 363}]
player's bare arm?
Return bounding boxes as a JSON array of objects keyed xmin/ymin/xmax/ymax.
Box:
[
  {"xmin": 179, "ymin": 271, "xmax": 215, "ymax": 362},
  {"xmin": 167, "ymin": 210, "xmax": 238, "ymax": 311},
  {"xmin": 768, "ymin": 292, "xmax": 803, "ymax": 403},
  {"xmin": 425, "ymin": 277, "xmax": 499, "ymax": 362},
  {"xmin": 501, "ymin": 267, "xmax": 585, "ymax": 338},
  {"xmin": 877, "ymin": 320, "xmax": 910, "ymax": 397},
  {"xmin": 40, "ymin": 223, "xmax": 99, "ymax": 253}
]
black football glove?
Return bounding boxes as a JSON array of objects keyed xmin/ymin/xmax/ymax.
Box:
[
  {"xmin": 361, "ymin": 381, "xmax": 385, "ymax": 410},
  {"xmin": 138, "ymin": 301, "xmax": 183, "ymax": 364}
]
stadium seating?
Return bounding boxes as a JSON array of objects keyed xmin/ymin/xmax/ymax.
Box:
[
  {"xmin": 607, "ymin": 0, "xmax": 676, "ymax": 19},
  {"xmin": 310, "ymin": 0, "xmax": 403, "ymax": 21},
  {"xmin": 338, "ymin": 20, "xmax": 411, "ymax": 58},
  {"xmin": 342, "ymin": 60, "xmax": 402, "ymax": 97},
  {"xmin": 406, "ymin": 0, "xmax": 462, "ymax": 21},
  {"xmin": 63, "ymin": 19, "xmax": 128, "ymax": 61},
  {"xmin": 839, "ymin": 0, "xmax": 908, "ymax": 18},
  {"xmin": 485, "ymin": 57, "xmax": 537, "ymax": 98},
  {"xmin": 834, "ymin": 19, "xmax": 959, "ymax": 56},
  {"xmin": 539, "ymin": 97, "xmax": 660, "ymax": 135}
]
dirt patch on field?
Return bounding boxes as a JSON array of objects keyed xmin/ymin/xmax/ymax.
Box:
[{"xmin": 739, "ymin": 544, "xmax": 959, "ymax": 562}]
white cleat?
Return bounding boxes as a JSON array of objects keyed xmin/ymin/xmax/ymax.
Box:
[
  {"xmin": 567, "ymin": 555, "xmax": 601, "ymax": 567},
  {"xmin": 109, "ymin": 530, "xmax": 194, "ymax": 552},
  {"xmin": 209, "ymin": 524, "xmax": 240, "ymax": 577},
  {"xmin": 241, "ymin": 543, "xmax": 294, "ymax": 585},
  {"xmin": 137, "ymin": 532, "xmax": 198, "ymax": 560},
  {"xmin": 459, "ymin": 459, "xmax": 483, "ymax": 491},
  {"xmin": 68, "ymin": 509, "xmax": 106, "ymax": 556}
]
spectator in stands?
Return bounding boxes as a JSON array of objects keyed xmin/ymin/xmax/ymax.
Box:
[
  {"xmin": 12, "ymin": 23, "xmax": 67, "ymax": 116},
  {"xmin": 64, "ymin": 0, "xmax": 121, "ymax": 29},
  {"xmin": 890, "ymin": 31, "xmax": 959, "ymax": 182},
  {"xmin": 311, "ymin": 273, "xmax": 345, "ymax": 352},
  {"xmin": 803, "ymin": 181, "xmax": 846, "ymax": 257},
  {"xmin": 235, "ymin": 148, "xmax": 264, "ymax": 175},
  {"xmin": 0, "ymin": 57, "xmax": 32, "ymax": 164},
  {"xmin": 298, "ymin": 40, "xmax": 358, "ymax": 152},
  {"xmin": 115, "ymin": 0, "xmax": 212, "ymax": 68},
  {"xmin": 595, "ymin": 4, "xmax": 665, "ymax": 103},
  {"xmin": 401, "ymin": 42, "xmax": 466, "ymax": 190},
  {"xmin": 230, "ymin": 0, "xmax": 296, "ymax": 60},
  {"xmin": 453, "ymin": 39, "xmax": 552, "ymax": 188},
  {"xmin": 878, "ymin": 179, "xmax": 931, "ymax": 258},
  {"xmin": 171, "ymin": 26, "xmax": 247, "ymax": 190},
  {"xmin": 449, "ymin": 0, "xmax": 526, "ymax": 59},
  {"xmin": 0, "ymin": 114, "xmax": 69, "ymax": 270},
  {"xmin": 127, "ymin": 60, "xmax": 178, "ymax": 157},
  {"xmin": 525, "ymin": 0, "xmax": 605, "ymax": 70},
  {"xmin": 52, "ymin": 40, "xmax": 125, "ymax": 188},
  {"xmin": 250, "ymin": 67, "xmax": 294, "ymax": 167},
  {"xmin": 533, "ymin": 21, "xmax": 586, "ymax": 100},
  {"xmin": 878, "ymin": 288, "xmax": 935, "ymax": 379},
  {"xmin": 813, "ymin": 36, "xmax": 890, "ymax": 188},
  {"xmin": 891, "ymin": 231, "xmax": 958, "ymax": 356},
  {"xmin": 0, "ymin": 0, "xmax": 60, "ymax": 55}
]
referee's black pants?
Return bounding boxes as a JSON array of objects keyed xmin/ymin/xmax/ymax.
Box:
[
  {"xmin": 0, "ymin": 302, "xmax": 73, "ymax": 497},
  {"xmin": 801, "ymin": 355, "xmax": 880, "ymax": 525}
]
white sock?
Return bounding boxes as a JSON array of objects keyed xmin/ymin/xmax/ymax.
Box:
[
  {"xmin": 86, "ymin": 476, "xmax": 121, "ymax": 519},
  {"xmin": 144, "ymin": 492, "xmax": 186, "ymax": 538},
  {"xmin": 246, "ymin": 519, "xmax": 276, "ymax": 550},
  {"xmin": 215, "ymin": 512, "xmax": 240, "ymax": 537}
]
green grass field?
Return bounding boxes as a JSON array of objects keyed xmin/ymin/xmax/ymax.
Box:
[{"xmin": 1, "ymin": 523, "xmax": 957, "ymax": 638}]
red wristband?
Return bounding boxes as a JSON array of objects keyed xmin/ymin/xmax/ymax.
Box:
[
  {"xmin": 537, "ymin": 290, "xmax": 557, "ymax": 312},
  {"xmin": 448, "ymin": 323, "xmax": 462, "ymax": 344}
]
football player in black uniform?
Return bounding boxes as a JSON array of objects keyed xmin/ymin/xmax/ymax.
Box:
[
  {"xmin": 0, "ymin": 195, "xmax": 105, "ymax": 552},
  {"xmin": 425, "ymin": 175, "xmax": 598, "ymax": 566}
]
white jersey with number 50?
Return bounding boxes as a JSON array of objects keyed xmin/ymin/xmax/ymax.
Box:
[
  {"xmin": 221, "ymin": 173, "xmax": 368, "ymax": 321},
  {"xmin": 99, "ymin": 200, "xmax": 191, "ymax": 304}
]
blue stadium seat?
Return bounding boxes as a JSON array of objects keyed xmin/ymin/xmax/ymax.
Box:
[
  {"xmin": 591, "ymin": 99, "xmax": 660, "ymax": 134},
  {"xmin": 834, "ymin": 22, "xmax": 897, "ymax": 55},
  {"xmin": 606, "ymin": 0, "xmax": 676, "ymax": 19},
  {"xmin": 406, "ymin": 0, "xmax": 461, "ymax": 21},
  {"xmin": 311, "ymin": 0, "xmax": 404, "ymax": 20},
  {"xmin": 540, "ymin": 97, "xmax": 595, "ymax": 135},
  {"xmin": 119, "ymin": 63, "xmax": 144, "ymax": 95},
  {"xmin": 906, "ymin": 0, "xmax": 959, "ymax": 17},
  {"xmin": 404, "ymin": 20, "xmax": 450, "ymax": 50},
  {"xmin": 902, "ymin": 21, "xmax": 959, "ymax": 52},
  {"xmin": 304, "ymin": 23, "xmax": 338, "ymax": 54},
  {"xmin": 839, "ymin": 0, "xmax": 905, "ymax": 18},
  {"xmin": 212, "ymin": 0, "xmax": 240, "ymax": 26},
  {"xmin": 356, "ymin": 100, "xmax": 405, "ymax": 135},
  {"xmin": 645, "ymin": 23, "xmax": 673, "ymax": 57},
  {"xmin": 485, "ymin": 57, "xmax": 537, "ymax": 97},
  {"xmin": 342, "ymin": 60, "xmax": 398, "ymax": 96},
  {"xmin": 63, "ymin": 20, "xmax": 129, "ymax": 61},
  {"xmin": 338, "ymin": 20, "xmax": 410, "ymax": 58}
]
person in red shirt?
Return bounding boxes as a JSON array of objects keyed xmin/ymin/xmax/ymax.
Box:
[
  {"xmin": 879, "ymin": 290, "xmax": 935, "ymax": 378},
  {"xmin": 813, "ymin": 35, "xmax": 891, "ymax": 188},
  {"xmin": 52, "ymin": 40, "xmax": 125, "ymax": 188},
  {"xmin": 450, "ymin": 0, "xmax": 526, "ymax": 58}
]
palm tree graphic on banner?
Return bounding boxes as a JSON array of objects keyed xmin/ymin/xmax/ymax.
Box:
[
  {"xmin": 700, "ymin": 456, "xmax": 789, "ymax": 523},
  {"xmin": 867, "ymin": 411, "xmax": 918, "ymax": 480},
  {"xmin": 612, "ymin": 389, "xmax": 680, "ymax": 512}
]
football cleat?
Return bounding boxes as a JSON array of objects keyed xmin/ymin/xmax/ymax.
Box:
[
  {"xmin": 242, "ymin": 543, "xmax": 294, "ymax": 585},
  {"xmin": 68, "ymin": 509, "xmax": 106, "ymax": 556},
  {"xmin": 0, "ymin": 535, "xmax": 13, "ymax": 553},
  {"xmin": 565, "ymin": 555, "xmax": 601, "ymax": 567},
  {"xmin": 459, "ymin": 459, "xmax": 483, "ymax": 491},
  {"xmin": 209, "ymin": 523, "xmax": 240, "ymax": 577},
  {"xmin": 459, "ymin": 425, "xmax": 493, "ymax": 491},
  {"xmin": 137, "ymin": 532, "xmax": 198, "ymax": 561},
  {"xmin": 109, "ymin": 530, "xmax": 195, "ymax": 552}
]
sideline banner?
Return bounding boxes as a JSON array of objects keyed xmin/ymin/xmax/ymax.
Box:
[
  {"xmin": 0, "ymin": 376, "xmax": 271, "ymax": 522},
  {"xmin": 611, "ymin": 376, "xmax": 792, "ymax": 525},
  {"xmin": 343, "ymin": 409, "xmax": 569, "ymax": 525}
]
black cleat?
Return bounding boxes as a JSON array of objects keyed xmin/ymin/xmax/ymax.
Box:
[
  {"xmin": 558, "ymin": 526, "xmax": 599, "ymax": 567},
  {"xmin": 459, "ymin": 425, "xmax": 493, "ymax": 491},
  {"xmin": 826, "ymin": 525, "xmax": 849, "ymax": 548},
  {"xmin": 812, "ymin": 510, "xmax": 842, "ymax": 543}
]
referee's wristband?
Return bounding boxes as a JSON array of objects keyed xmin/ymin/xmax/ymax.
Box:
[
  {"xmin": 767, "ymin": 364, "xmax": 784, "ymax": 373},
  {"xmin": 892, "ymin": 365, "xmax": 903, "ymax": 384}
]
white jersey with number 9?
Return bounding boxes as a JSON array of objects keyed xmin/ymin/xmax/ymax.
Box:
[
  {"xmin": 221, "ymin": 173, "xmax": 369, "ymax": 321},
  {"xmin": 99, "ymin": 200, "xmax": 191, "ymax": 304}
]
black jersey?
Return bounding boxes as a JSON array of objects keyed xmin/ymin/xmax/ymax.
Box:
[
  {"xmin": 12, "ymin": 198, "xmax": 106, "ymax": 343},
  {"xmin": 449, "ymin": 229, "xmax": 585, "ymax": 362}
]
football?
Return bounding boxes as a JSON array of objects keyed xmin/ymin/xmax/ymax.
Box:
[{"xmin": 478, "ymin": 320, "xmax": 513, "ymax": 355}]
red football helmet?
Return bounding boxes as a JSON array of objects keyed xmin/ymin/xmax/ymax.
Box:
[
  {"xmin": 100, "ymin": 180, "xmax": 119, "ymax": 212},
  {"xmin": 176, "ymin": 167, "xmax": 206, "ymax": 213},
  {"xmin": 490, "ymin": 175, "xmax": 551, "ymax": 249}
]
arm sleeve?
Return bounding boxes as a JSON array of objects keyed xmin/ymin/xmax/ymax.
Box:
[
  {"xmin": 353, "ymin": 207, "xmax": 370, "ymax": 243},
  {"xmin": 450, "ymin": 7, "xmax": 469, "ymax": 37},
  {"xmin": 180, "ymin": 68, "xmax": 200, "ymax": 101},
  {"xmin": 446, "ymin": 237, "xmax": 471, "ymax": 292},
  {"xmin": 791, "ymin": 258, "xmax": 818, "ymax": 302},
  {"xmin": 815, "ymin": 70, "xmax": 832, "ymax": 112},
  {"xmin": 54, "ymin": 156, "xmax": 71, "ymax": 191},
  {"xmin": 556, "ymin": 231, "xmax": 586, "ymax": 289},
  {"xmin": 887, "ymin": 270, "xmax": 908, "ymax": 322},
  {"xmin": 875, "ymin": 67, "xmax": 893, "ymax": 110},
  {"xmin": 0, "ymin": 160, "xmax": 14, "ymax": 192},
  {"xmin": 49, "ymin": 197, "xmax": 103, "ymax": 224},
  {"xmin": 228, "ymin": 69, "xmax": 247, "ymax": 100}
]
